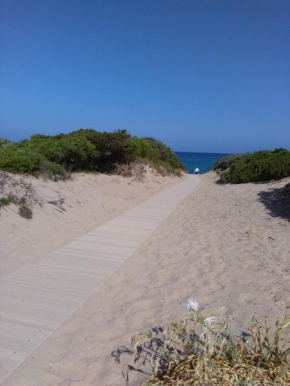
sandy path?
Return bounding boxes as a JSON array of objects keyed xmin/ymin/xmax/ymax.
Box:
[
  {"xmin": 0, "ymin": 175, "xmax": 199, "ymax": 385},
  {"xmin": 2, "ymin": 172, "xmax": 290, "ymax": 386},
  {"xmin": 0, "ymin": 167, "xmax": 182, "ymax": 277}
]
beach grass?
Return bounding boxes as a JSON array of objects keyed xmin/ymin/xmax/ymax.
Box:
[{"xmin": 132, "ymin": 301, "xmax": 290, "ymax": 385}]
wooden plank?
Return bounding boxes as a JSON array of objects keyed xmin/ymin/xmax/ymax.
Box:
[{"xmin": 0, "ymin": 175, "xmax": 199, "ymax": 383}]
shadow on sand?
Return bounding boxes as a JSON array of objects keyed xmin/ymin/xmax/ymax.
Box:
[
  {"xmin": 258, "ymin": 183, "xmax": 290, "ymax": 222},
  {"xmin": 111, "ymin": 345, "xmax": 151, "ymax": 383},
  {"xmin": 111, "ymin": 326, "xmax": 169, "ymax": 384}
]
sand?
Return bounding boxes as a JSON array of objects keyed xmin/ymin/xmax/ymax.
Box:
[
  {"xmin": 0, "ymin": 167, "xmax": 182, "ymax": 278},
  {"xmin": 2, "ymin": 171, "xmax": 290, "ymax": 386}
]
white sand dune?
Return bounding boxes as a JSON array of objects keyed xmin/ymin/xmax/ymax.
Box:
[{"xmin": 1, "ymin": 171, "xmax": 290, "ymax": 386}]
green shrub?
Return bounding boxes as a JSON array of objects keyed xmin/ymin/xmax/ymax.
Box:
[
  {"xmin": 224, "ymin": 149, "xmax": 290, "ymax": 183},
  {"xmin": 212, "ymin": 153, "xmax": 248, "ymax": 172},
  {"xmin": 128, "ymin": 137, "xmax": 151, "ymax": 160},
  {"xmin": 26, "ymin": 131, "xmax": 99, "ymax": 171},
  {"xmin": 213, "ymin": 149, "xmax": 290, "ymax": 184},
  {"xmin": 40, "ymin": 161, "xmax": 67, "ymax": 180},
  {"xmin": 0, "ymin": 144, "xmax": 66, "ymax": 177},
  {"xmin": 144, "ymin": 137, "xmax": 185, "ymax": 170},
  {"xmin": 85, "ymin": 129, "xmax": 132, "ymax": 170},
  {"xmin": 0, "ymin": 145, "xmax": 46, "ymax": 174},
  {"xmin": 0, "ymin": 138, "xmax": 11, "ymax": 148},
  {"xmin": 0, "ymin": 197, "xmax": 10, "ymax": 206},
  {"xmin": 0, "ymin": 130, "xmax": 185, "ymax": 177}
]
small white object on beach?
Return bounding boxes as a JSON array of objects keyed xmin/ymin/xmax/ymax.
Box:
[
  {"xmin": 185, "ymin": 298, "xmax": 198, "ymax": 311},
  {"xmin": 194, "ymin": 167, "xmax": 200, "ymax": 174},
  {"xmin": 205, "ymin": 316, "xmax": 218, "ymax": 327}
]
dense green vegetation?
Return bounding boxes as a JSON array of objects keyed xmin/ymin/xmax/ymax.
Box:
[
  {"xmin": 212, "ymin": 153, "xmax": 249, "ymax": 172},
  {"xmin": 0, "ymin": 130, "xmax": 185, "ymax": 178},
  {"xmin": 213, "ymin": 148, "xmax": 290, "ymax": 183},
  {"xmin": 0, "ymin": 138, "xmax": 11, "ymax": 148}
]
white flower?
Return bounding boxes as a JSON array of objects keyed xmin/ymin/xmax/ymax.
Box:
[
  {"xmin": 185, "ymin": 298, "xmax": 198, "ymax": 312},
  {"xmin": 205, "ymin": 316, "xmax": 218, "ymax": 327}
]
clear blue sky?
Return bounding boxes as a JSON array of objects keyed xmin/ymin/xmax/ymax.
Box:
[{"xmin": 1, "ymin": 0, "xmax": 289, "ymax": 153}]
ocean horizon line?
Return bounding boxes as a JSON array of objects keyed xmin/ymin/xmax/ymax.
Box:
[
  {"xmin": 175, "ymin": 151, "xmax": 228, "ymax": 174},
  {"xmin": 175, "ymin": 150, "xmax": 230, "ymax": 155}
]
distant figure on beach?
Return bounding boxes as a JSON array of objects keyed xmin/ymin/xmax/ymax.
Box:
[{"xmin": 194, "ymin": 167, "xmax": 200, "ymax": 174}]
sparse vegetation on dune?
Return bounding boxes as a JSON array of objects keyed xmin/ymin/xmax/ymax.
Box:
[
  {"xmin": 131, "ymin": 302, "xmax": 290, "ymax": 385},
  {"xmin": 0, "ymin": 170, "xmax": 41, "ymax": 219},
  {"xmin": 213, "ymin": 149, "xmax": 290, "ymax": 184},
  {"xmin": 0, "ymin": 130, "xmax": 185, "ymax": 179},
  {"xmin": 18, "ymin": 203, "xmax": 33, "ymax": 219},
  {"xmin": 0, "ymin": 196, "xmax": 10, "ymax": 206}
]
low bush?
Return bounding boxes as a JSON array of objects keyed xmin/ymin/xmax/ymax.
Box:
[
  {"xmin": 0, "ymin": 145, "xmax": 46, "ymax": 174},
  {"xmin": 128, "ymin": 137, "xmax": 152, "ymax": 161},
  {"xmin": 213, "ymin": 149, "xmax": 290, "ymax": 184},
  {"xmin": 0, "ymin": 130, "xmax": 185, "ymax": 178},
  {"xmin": 24, "ymin": 132, "xmax": 99, "ymax": 172},
  {"xmin": 132, "ymin": 301, "xmax": 290, "ymax": 385},
  {"xmin": 86, "ymin": 129, "xmax": 132, "ymax": 171},
  {"xmin": 0, "ymin": 138, "xmax": 11, "ymax": 148},
  {"xmin": 0, "ymin": 197, "xmax": 10, "ymax": 206},
  {"xmin": 144, "ymin": 137, "xmax": 186, "ymax": 170},
  {"xmin": 212, "ymin": 153, "xmax": 248, "ymax": 172}
]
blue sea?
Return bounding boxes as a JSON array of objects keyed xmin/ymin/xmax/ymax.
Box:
[{"xmin": 175, "ymin": 152, "xmax": 228, "ymax": 174}]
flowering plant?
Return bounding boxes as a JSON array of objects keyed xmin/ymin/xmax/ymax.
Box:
[{"xmin": 131, "ymin": 299, "xmax": 290, "ymax": 385}]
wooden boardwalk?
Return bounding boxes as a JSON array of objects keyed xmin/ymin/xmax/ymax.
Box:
[{"xmin": 0, "ymin": 175, "xmax": 199, "ymax": 384}]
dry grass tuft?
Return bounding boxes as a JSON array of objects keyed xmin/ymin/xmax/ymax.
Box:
[
  {"xmin": 131, "ymin": 301, "xmax": 290, "ymax": 385},
  {"xmin": 0, "ymin": 170, "xmax": 42, "ymax": 218},
  {"xmin": 18, "ymin": 203, "xmax": 33, "ymax": 219}
]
